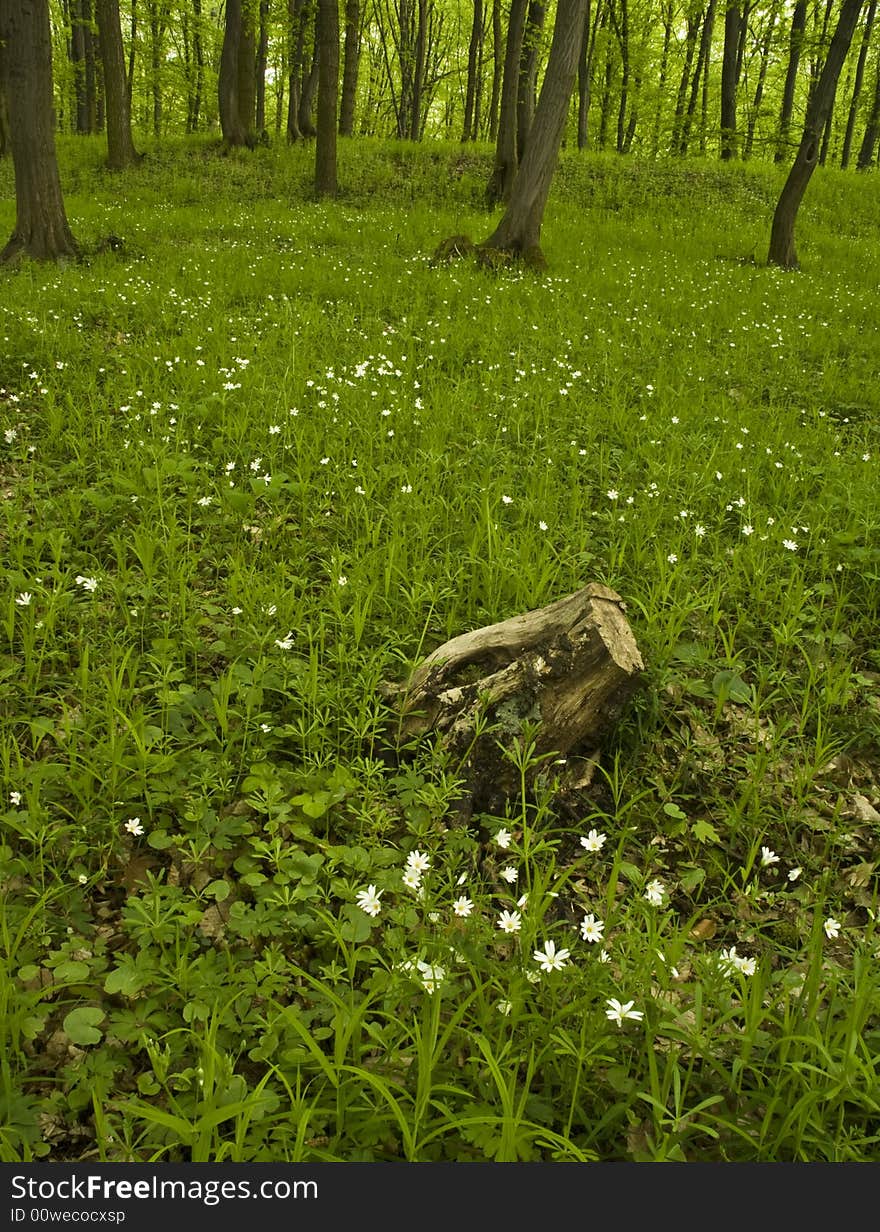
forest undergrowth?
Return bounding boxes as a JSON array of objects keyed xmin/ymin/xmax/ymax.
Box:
[{"xmin": 1, "ymin": 137, "xmax": 879, "ymax": 1162}]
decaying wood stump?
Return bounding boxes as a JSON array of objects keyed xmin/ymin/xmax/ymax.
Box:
[{"xmin": 392, "ymin": 583, "xmax": 644, "ymax": 812}]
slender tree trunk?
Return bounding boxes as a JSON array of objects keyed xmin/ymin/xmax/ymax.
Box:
[
  {"xmin": 287, "ymin": 0, "xmax": 306, "ymax": 140},
  {"xmin": 841, "ymin": 0, "xmax": 876, "ymax": 165},
  {"xmin": 256, "ymin": 0, "xmax": 270, "ymax": 133},
  {"xmin": 769, "ymin": 0, "xmax": 864, "ymax": 268},
  {"xmin": 149, "ymin": 1, "xmax": 163, "ymax": 138},
  {"xmin": 71, "ymin": 0, "xmax": 90, "ymax": 131},
  {"xmin": 775, "ymin": 0, "xmax": 807, "ymax": 160},
  {"xmin": 671, "ymin": 7, "xmax": 700, "ymax": 152},
  {"xmin": 597, "ymin": 10, "xmax": 612, "ymax": 147},
  {"xmin": 339, "ymin": 0, "xmax": 361, "ymax": 134},
  {"xmin": 126, "ymin": 0, "xmax": 136, "ymax": 106},
  {"xmin": 299, "ymin": 18, "xmax": 319, "ymax": 136},
  {"xmin": 720, "ymin": 1, "xmax": 740, "ymax": 157},
  {"xmin": 463, "ymin": 0, "xmax": 483, "ymax": 140},
  {"xmin": 315, "ymin": 0, "xmax": 339, "ymax": 192},
  {"xmin": 219, "ymin": 0, "xmax": 248, "ymax": 144},
  {"xmin": 744, "ymin": 2, "xmax": 777, "ymax": 158},
  {"xmin": 96, "ymin": 0, "xmax": 140, "ymax": 167},
  {"xmin": 488, "ymin": 0, "xmax": 503, "ymax": 138},
  {"xmin": 611, "ymin": 0, "xmax": 630, "ymax": 152},
  {"xmin": 191, "ymin": 0, "xmax": 204, "ymax": 129},
  {"xmin": 410, "ymin": 0, "xmax": 428, "ymax": 139},
  {"xmin": 1, "ymin": 0, "xmax": 80, "ymax": 262},
  {"xmin": 482, "ymin": 0, "xmax": 589, "ymax": 261},
  {"xmin": 517, "ymin": 0, "xmax": 545, "ymax": 158},
  {"xmin": 84, "ymin": 0, "xmax": 98, "ymax": 131},
  {"xmin": 856, "ymin": 56, "xmax": 880, "ymax": 166},
  {"xmin": 651, "ymin": 0, "xmax": 672, "ymax": 155},
  {"xmin": 680, "ymin": 0, "xmax": 714, "ymax": 155},
  {"xmin": 486, "ymin": 0, "xmax": 528, "ymax": 203}
]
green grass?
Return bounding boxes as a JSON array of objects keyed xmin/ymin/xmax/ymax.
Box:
[{"xmin": 1, "ymin": 135, "xmax": 879, "ymax": 1162}]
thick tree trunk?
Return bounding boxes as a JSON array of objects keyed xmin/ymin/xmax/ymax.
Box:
[
  {"xmin": 841, "ymin": 0, "xmax": 876, "ymax": 165},
  {"xmin": 482, "ymin": 0, "xmax": 589, "ymax": 262},
  {"xmin": 775, "ymin": 0, "xmax": 807, "ymax": 160},
  {"xmin": 0, "ymin": 54, "xmax": 9, "ymax": 156},
  {"xmin": 1, "ymin": 0, "xmax": 80, "ymax": 262},
  {"xmin": 96, "ymin": 0, "xmax": 139, "ymax": 168},
  {"xmin": 517, "ymin": 0, "xmax": 545, "ymax": 159},
  {"xmin": 219, "ymin": 0, "xmax": 248, "ymax": 145},
  {"xmin": 339, "ymin": 0, "xmax": 360, "ymax": 134},
  {"xmin": 238, "ymin": 0, "xmax": 257, "ymax": 138},
  {"xmin": 486, "ymin": 0, "xmax": 528, "ymax": 204},
  {"xmin": 856, "ymin": 57, "xmax": 880, "ymax": 166},
  {"xmin": 392, "ymin": 583, "xmax": 643, "ymax": 813},
  {"xmin": 769, "ymin": 0, "xmax": 864, "ymax": 269},
  {"xmin": 315, "ymin": 0, "xmax": 339, "ymax": 194},
  {"xmin": 720, "ymin": 1, "xmax": 740, "ymax": 158}
]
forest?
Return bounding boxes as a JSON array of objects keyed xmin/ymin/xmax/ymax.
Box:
[{"xmin": 1, "ymin": 0, "xmax": 879, "ymax": 1168}]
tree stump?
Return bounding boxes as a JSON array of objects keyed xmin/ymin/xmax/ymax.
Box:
[{"xmin": 392, "ymin": 583, "xmax": 644, "ymax": 812}]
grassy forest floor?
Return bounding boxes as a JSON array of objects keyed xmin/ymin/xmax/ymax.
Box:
[{"xmin": 1, "ymin": 136, "xmax": 879, "ymax": 1162}]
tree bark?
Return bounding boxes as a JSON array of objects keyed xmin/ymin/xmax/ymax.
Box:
[
  {"xmin": 481, "ymin": 0, "xmax": 589, "ymax": 262},
  {"xmin": 393, "ymin": 583, "xmax": 643, "ymax": 812},
  {"xmin": 841, "ymin": 0, "xmax": 876, "ymax": 165},
  {"xmin": 769, "ymin": 0, "xmax": 865, "ymax": 269},
  {"xmin": 720, "ymin": 1, "xmax": 740, "ymax": 158},
  {"xmin": 462, "ymin": 0, "xmax": 483, "ymax": 140},
  {"xmin": 95, "ymin": 0, "xmax": 139, "ymax": 167},
  {"xmin": 1, "ymin": 0, "xmax": 80, "ymax": 262},
  {"xmin": 517, "ymin": 0, "xmax": 545, "ymax": 159},
  {"xmin": 256, "ymin": 0, "xmax": 270, "ymax": 133},
  {"xmin": 315, "ymin": 0, "xmax": 339, "ymax": 195},
  {"xmin": 0, "ymin": 49, "xmax": 9, "ymax": 157},
  {"xmin": 670, "ymin": 6, "xmax": 700, "ymax": 152},
  {"xmin": 679, "ymin": 0, "xmax": 714, "ymax": 156},
  {"xmin": 238, "ymin": 0, "xmax": 257, "ymax": 138},
  {"xmin": 339, "ymin": 0, "xmax": 360, "ymax": 134},
  {"xmin": 486, "ymin": 0, "xmax": 528, "ymax": 204},
  {"xmin": 856, "ymin": 56, "xmax": 880, "ymax": 166},
  {"xmin": 410, "ymin": 0, "xmax": 428, "ymax": 139},
  {"xmin": 219, "ymin": 0, "xmax": 248, "ymax": 144},
  {"xmin": 287, "ymin": 0, "xmax": 307, "ymax": 140},
  {"xmin": 298, "ymin": 18, "xmax": 319, "ymax": 136},
  {"xmin": 488, "ymin": 0, "xmax": 502, "ymax": 138}
]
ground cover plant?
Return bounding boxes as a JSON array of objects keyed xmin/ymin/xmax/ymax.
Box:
[{"xmin": 1, "ymin": 136, "xmax": 879, "ymax": 1163}]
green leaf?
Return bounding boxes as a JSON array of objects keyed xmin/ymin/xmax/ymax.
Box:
[
  {"xmin": 52, "ymin": 960, "xmax": 91, "ymax": 983},
  {"xmin": 663, "ymin": 802, "xmax": 687, "ymax": 821},
  {"xmin": 147, "ymin": 831, "xmax": 175, "ymax": 850},
  {"xmin": 205, "ymin": 879, "xmax": 231, "ymax": 902},
  {"xmin": 712, "ymin": 670, "xmax": 751, "ymax": 704},
  {"xmin": 63, "ymin": 1006, "xmax": 105, "ymax": 1046},
  {"xmin": 692, "ymin": 818, "xmax": 721, "ymax": 844}
]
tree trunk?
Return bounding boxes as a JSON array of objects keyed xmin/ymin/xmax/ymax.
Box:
[
  {"xmin": 769, "ymin": 0, "xmax": 864, "ymax": 269},
  {"xmin": 671, "ymin": 7, "xmax": 700, "ymax": 152},
  {"xmin": 1, "ymin": 0, "xmax": 80, "ymax": 263},
  {"xmin": 841, "ymin": 0, "xmax": 876, "ymax": 165},
  {"xmin": 679, "ymin": 0, "xmax": 714, "ymax": 156},
  {"xmin": 744, "ymin": 2, "xmax": 777, "ymax": 159},
  {"xmin": 219, "ymin": 0, "xmax": 248, "ymax": 144},
  {"xmin": 339, "ymin": 0, "xmax": 360, "ymax": 134},
  {"xmin": 238, "ymin": 0, "xmax": 257, "ymax": 138},
  {"xmin": 611, "ymin": 0, "xmax": 630, "ymax": 152},
  {"xmin": 392, "ymin": 583, "xmax": 643, "ymax": 813},
  {"xmin": 126, "ymin": 0, "xmax": 136, "ymax": 107},
  {"xmin": 463, "ymin": 0, "xmax": 483, "ymax": 140},
  {"xmin": 95, "ymin": 0, "xmax": 139, "ymax": 167},
  {"xmin": 315, "ymin": 0, "xmax": 339, "ymax": 194},
  {"xmin": 488, "ymin": 0, "xmax": 503, "ymax": 138},
  {"xmin": 256, "ymin": 0, "xmax": 270, "ymax": 133},
  {"xmin": 486, "ymin": 0, "xmax": 528, "ymax": 204},
  {"xmin": 148, "ymin": 1, "xmax": 163, "ymax": 138},
  {"xmin": 481, "ymin": 0, "xmax": 589, "ymax": 263},
  {"xmin": 650, "ymin": 0, "xmax": 672, "ymax": 155},
  {"xmin": 299, "ymin": 18, "xmax": 319, "ymax": 136},
  {"xmin": 775, "ymin": 0, "xmax": 807, "ymax": 160},
  {"xmin": 410, "ymin": 0, "xmax": 428, "ymax": 139},
  {"xmin": 856, "ymin": 56, "xmax": 880, "ymax": 166},
  {"xmin": 517, "ymin": 0, "xmax": 545, "ymax": 159},
  {"xmin": 287, "ymin": 0, "xmax": 307, "ymax": 140},
  {"xmin": 0, "ymin": 52, "xmax": 9, "ymax": 156},
  {"xmin": 720, "ymin": 1, "xmax": 740, "ymax": 158}
]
